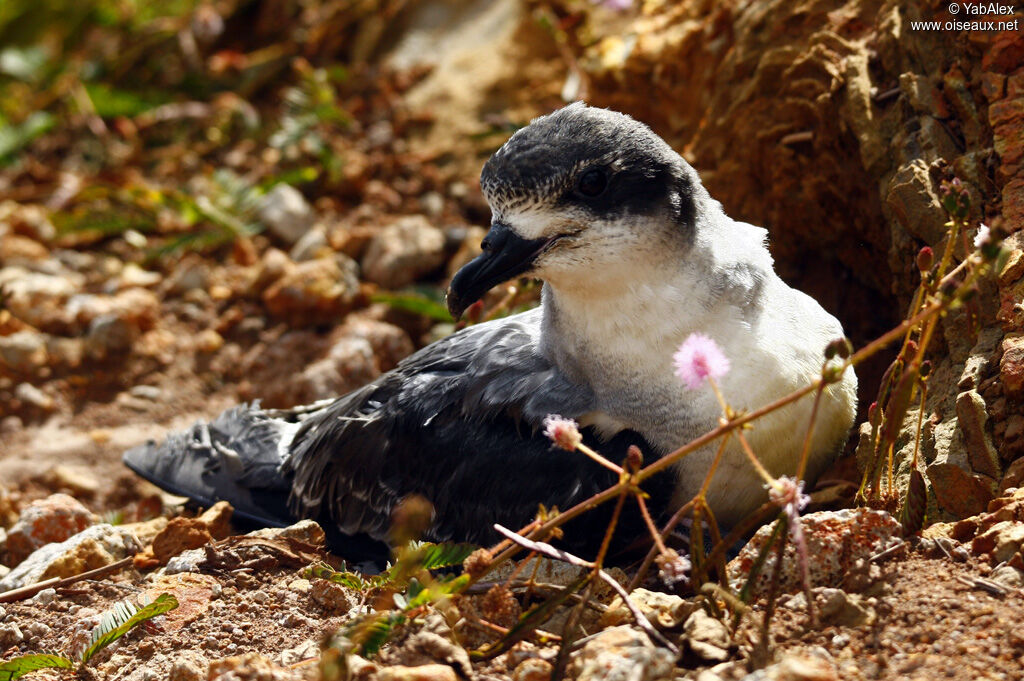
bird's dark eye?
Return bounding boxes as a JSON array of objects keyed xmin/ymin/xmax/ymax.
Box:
[{"xmin": 576, "ymin": 168, "xmax": 608, "ymax": 198}]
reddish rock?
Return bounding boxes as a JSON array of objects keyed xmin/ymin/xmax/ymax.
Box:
[
  {"xmin": 987, "ymin": 487, "xmax": 1024, "ymax": 516},
  {"xmin": 261, "ymin": 255, "xmax": 361, "ymax": 325},
  {"xmin": 983, "ymin": 28, "xmax": 1024, "ymax": 73},
  {"xmin": 5, "ymin": 493, "xmax": 96, "ymax": 564},
  {"xmin": 936, "ymin": 488, "xmax": 1024, "ymax": 562},
  {"xmin": 1001, "ymin": 177, "xmax": 1024, "ymax": 228},
  {"xmin": 928, "ymin": 463, "xmax": 997, "ymax": 519},
  {"xmin": 727, "ymin": 508, "xmax": 902, "ymax": 596},
  {"xmin": 151, "ymin": 517, "xmax": 215, "ymax": 564},
  {"xmin": 999, "ymin": 249, "xmax": 1024, "ymax": 286},
  {"xmin": 997, "ymin": 275, "xmax": 1024, "ymax": 331},
  {"xmin": 197, "ymin": 501, "xmax": 234, "ymax": 540},
  {"xmin": 972, "ymin": 520, "xmax": 1024, "ymax": 563},
  {"xmin": 144, "ymin": 573, "xmax": 220, "ymax": 633},
  {"xmin": 1000, "ymin": 334, "xmax": 1024, "ymax": 398},
  {"xmin": 1006, "ymin": 415, "xmax": 1024, "ymax": 442},
  {"xmin": 1001, "ymin": 455, "xmax": 1024, "ymax": 492},
  {"xmin": 991, "ymin": 97, "xmax": 1024, "ymax": 179},
  {"xmin": 309, "ymin": 578, "xmax": 356, "ymax": 613}
]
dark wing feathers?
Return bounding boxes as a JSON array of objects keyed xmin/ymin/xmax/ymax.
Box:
[
  {"xmin": 284, "ymin": 309, "xmax": 673, "ymax": 552},
  {"xmin": 126, "ymin": 308, "xmax": 673, "ymax": 555}
]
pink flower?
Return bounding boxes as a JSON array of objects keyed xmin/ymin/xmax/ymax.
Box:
[
  {"xmin": 768, "ymin": 475, "xmax": 810, "ymax": 517},
  {"xmin": 543, "ymin": 414, "xmax": 582, "ymax": 451},
  {"xmin": 655, "ymin": 549, "xmax": 692, "ymax": 587},
  {"xmin": 673, "ymin": 333, "xmax": 730, "ymax": 390},
  {"xmin": 768, "ymin": 476, "xmax": 811, "ymax": 585},
  {"xmin": 973, "ymin": 223, "xmax": 990, "ymax": 250}
]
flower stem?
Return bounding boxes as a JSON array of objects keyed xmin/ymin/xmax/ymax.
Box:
[{"xmin": 577, "ymin": 443, "xmax": 624, "ymax": 475}]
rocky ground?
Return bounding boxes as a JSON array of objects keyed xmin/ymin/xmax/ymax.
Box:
[{"xmin": 2, "ymin": 0, "xmax": 1024, "ymax": 679}]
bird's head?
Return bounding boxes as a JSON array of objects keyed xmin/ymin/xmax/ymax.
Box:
[{"xmin": 446, "ymin": 103, "xmax": 705, "ymax": 319}]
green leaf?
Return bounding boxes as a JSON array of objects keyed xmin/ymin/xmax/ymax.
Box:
[
  {"xmin": 83, "ymin": 83, "xmax": 165, "ymax": 118},
  {"xmin": 409, "ymin": 541, "xmax": 477, "ymax": 570},
  {"xmin": 261, "ymin": 166, "xmax": 319, "ymax": 190},
  {"xmin": 405, "ymin": 574, "xmax": 470, "ymax": 609},
  {"xmin": 81, "ymin": 593, "xmax": 178, "ymax": 664},
  {"xmin": 344, "ymin": 612, "xmax": 406, "ymax": 658},
  {"xmin": 0, "ymin": 654, "xmax": 74, "ymax": 680},
  {"xmin": 0, "ymin": 111, "xmax": 55, "ymax": 162},
  {"xmin": 304, "ymin": 562, "xmax": 375, "ymax": 591},
  {"xmin": 371, "ymin": 292, "xmax": 452, "ymax": 322}
]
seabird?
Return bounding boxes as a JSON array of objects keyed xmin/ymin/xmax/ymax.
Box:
[{"xmin": 124, "ymin": 103, "xmax": 857, "ymax": 559}]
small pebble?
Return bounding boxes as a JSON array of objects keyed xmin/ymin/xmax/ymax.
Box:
[
  {"xmin": 129, "ymin": 385, "xmax": 162, "ymax": 400},
  {"xmin": 32, "ymin": 588, "xmax": 57, "ymax": 605}
]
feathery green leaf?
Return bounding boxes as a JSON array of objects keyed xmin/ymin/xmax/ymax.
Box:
[
  {"xmin": 80, "ymin": 593, "xmax": 178, "ymax": 663},
  {"xmin": 0, "ymin": 653, "xmax": 74, "ymax": 680}
]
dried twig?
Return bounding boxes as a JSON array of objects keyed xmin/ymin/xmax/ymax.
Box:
[
  {"xmin": 955, "ymin": 575, "xmax": 1008, "ymax": 597},
  {"xmin": 0, "ymin": 557, "xmax": 134, "ymax": 603},
  {"xmin": 870, "ymin": 540, "xmax": 905, "ymax": 563}
]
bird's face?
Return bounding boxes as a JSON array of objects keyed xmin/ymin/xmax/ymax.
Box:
[{"xmin": 446, "ymin": 103, "xmax": 700, "ymax": 319}]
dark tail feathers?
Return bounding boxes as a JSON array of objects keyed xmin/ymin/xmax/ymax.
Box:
[{"xmin": 122, "ymin": 404, "xmax": 297, "ymax": 528}]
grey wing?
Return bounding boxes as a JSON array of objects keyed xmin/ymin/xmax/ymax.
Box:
[{"xmin": 282, "ymin": 308, "xmax": 669, "ymax": 548}]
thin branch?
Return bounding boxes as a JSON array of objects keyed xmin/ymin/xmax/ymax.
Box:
[{"xmin": 0, "ymin": 557, "xmax": 134, "ymax": 603}]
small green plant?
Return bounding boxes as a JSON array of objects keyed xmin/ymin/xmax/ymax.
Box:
[
  {"xmin": 314, "ymin": 541, "xmax": 474, "ymax": 670},
  {"xmin": 306, "ymin": 541, "xmax": 476, "ymax": 596},
  {"xmin": 371, "ymin": 290, "xmax": 453, "ymax": 323},
  {"xmin": 0, "ymin": 593, "xmax": 178, "ymax": 680}
]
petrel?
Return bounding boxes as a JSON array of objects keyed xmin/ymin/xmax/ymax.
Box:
[{"xmin": 124, "ymin": 103, "xmax": 857, "ymax": 558}]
